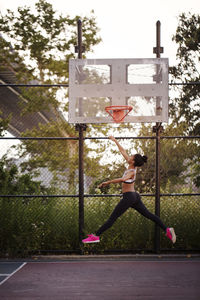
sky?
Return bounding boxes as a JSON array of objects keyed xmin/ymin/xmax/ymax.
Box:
[{"xmin": 0, "ymin": 0, "xmax": 200, "ymax": 66}]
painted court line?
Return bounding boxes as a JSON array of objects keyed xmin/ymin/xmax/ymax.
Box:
[
  {"xmin": 0, "ymin": 262, "xmax": 27, "ymax": 286},
  {"xmin": 27, "ymin": 260, "xmax": 200, "ymax": 264}
]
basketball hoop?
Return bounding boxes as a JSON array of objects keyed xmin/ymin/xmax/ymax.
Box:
[{"xmin": 105, "ymin": 105, "xmax": 133, "ymax": 123}]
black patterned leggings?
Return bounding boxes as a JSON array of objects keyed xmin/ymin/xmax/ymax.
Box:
[{"xmin": 96, "ymin": 192, "xmax": 167, "ymax": 236}]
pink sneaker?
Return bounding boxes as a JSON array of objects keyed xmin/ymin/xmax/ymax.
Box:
[
  {"xmin": 166, "ymin": 227, "xmax": 176, "ymax": 243},
  {"xmin": 82, "ymin": 234, "xmax": 100, "ymax": 244}
]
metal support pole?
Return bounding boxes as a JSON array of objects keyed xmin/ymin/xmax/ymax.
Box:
[
  {"xmin": 78, "ymin": 123, "xmax": 85, "ymax": 244},
  {"xmin": 154, "ymin": 123, "xmax": 162, "ymax": 253},
  {"xmin": 153, "ymin": 20, "xmax": 164, "ymax": 254},
  {"xmin": 75, "ymin": 19, "xmax": 86, "ymax": 245}
]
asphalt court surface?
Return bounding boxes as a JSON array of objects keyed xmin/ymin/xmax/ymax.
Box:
[{"xmin": 0, "ymin": 257, "xmax": 200, "ymax": 299}]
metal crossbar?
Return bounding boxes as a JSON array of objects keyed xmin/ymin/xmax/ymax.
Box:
[
  {"xmin": 0, "ymin": 84, "xmax": 69, "ymax": 87},
  {"xmin": 0, "ymin": 82, "xmax": 200, "ymax": 87},
  {"xmin": 0, "ymin": 193, "xmax": 199, "ymax": 198},
  {"xmin": 0, "ymin": 136, "xmax": 199, "ymax": 140}
]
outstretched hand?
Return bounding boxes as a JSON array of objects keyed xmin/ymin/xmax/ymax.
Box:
[
  {"xmin": 98, "ymin": 181, "xmax": 109, "ymax": 188},
  {"xmin": 109, "ymin": 136, "xmax": 116, "ymax": 142}
]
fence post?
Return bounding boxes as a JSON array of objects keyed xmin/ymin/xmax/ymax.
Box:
[
  {"xmin": 75, "ymin": 19, "xmax": 86, "ymax": 245},
  {"xmin": 153, "ymin": 20, "xmax": 164, "ymax": 253}
]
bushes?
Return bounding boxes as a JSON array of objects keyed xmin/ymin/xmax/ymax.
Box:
[
  {"xmin": 1, "ymin": 194, "xmax": 199, "ymax": 256},
  {"xmin": 84, "ymin": 195, "xmax": 200, "ymax": 252},
  {"xmin": 160, "ymin": 195, "xmax": 200, "ymax": 250},
  {"xmin": 0, "ymin": 197, "xmax": 79, "ymax": 256}
]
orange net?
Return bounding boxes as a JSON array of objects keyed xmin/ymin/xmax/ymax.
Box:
[{"xmin": 105, "ymin": 106, "xmax": 133, "ymax": 123}]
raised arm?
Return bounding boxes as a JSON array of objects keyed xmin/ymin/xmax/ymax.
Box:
[{"xmin": 109, "ymin": 136, "xmax": 130, "ymax": 162}]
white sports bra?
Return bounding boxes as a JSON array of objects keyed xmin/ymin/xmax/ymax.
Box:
[{"xmin": 123, "ymin": 168, "xmax": 137, "ymax": 184}]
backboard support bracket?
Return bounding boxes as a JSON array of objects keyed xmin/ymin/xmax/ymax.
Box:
[
  {"xmin": 152, "ymin": 123, "xmax": 163, "ymax": 133},
  {"xmin": 75, "ymin": 124, "xmax": 87, "ymax": 131}
]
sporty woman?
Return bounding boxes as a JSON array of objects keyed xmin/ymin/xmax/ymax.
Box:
[{"xmin": 82, "ymin": 136, "xmax": 176, "ymax": 244}]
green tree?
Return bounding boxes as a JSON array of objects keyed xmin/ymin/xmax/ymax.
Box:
[
  {"xmin": 0, "ymin": 110, "xmax": 10, "ymax": 136},
  {"xmin": 16, "ymin": 122, "xmax": 105, "ymax": 193},
  {"xmin": 132, "ymin": 13, "xmax": 200, "ymax": 192},
  {"xmin": 0, "ymin": 0, "xmax": 101, "ymax": 124},
  {"xmin": 0, "ymin": 0, "xmax": 101, "ymax": 81},
  {"xmin": 133, "ymin": 123, "xmax": 199, "ymax": 193},
  {"xmin": 0, "ymin": 0, "xmax": 105, "ymax": 190},
  {"xmin": 170, "ymin": 13, "xmax": 200, "ymax": 135},
  {"xmin": 0, "ymin": 156, "xmax": 54, "ymax": 196},
  {"xmin": 168, "ymin": 13, "xmax": 200, "ymax": 188}
]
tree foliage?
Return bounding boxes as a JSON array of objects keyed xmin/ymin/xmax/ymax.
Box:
[
  {"xmin": 134, "ymin": 123, "xmax": 199, "ymax": 192},
  {"xmin": 0, "ymin": 156, "xmax": 54, "ymax": 196},
  {"xmin": 0, "ymin": 0, "xmax": 105, "ymax": 189},
  {"xmin": 132, "ymin": 13, "xmax": 200, "ymax": 192},
  {"xmin": 0, "ymin": 0, "xmax": 101, "ymax": 119},
  {"xmin": 170, "ymin": 13, "xmax": 200, "ymax": 135},
  {"xmin": 0, "ymin": 0, "xmax": 101, "ymax": 81},
  {"xmin": 0, "ymin": 110, "xmax": 10, "ymax": 136}
]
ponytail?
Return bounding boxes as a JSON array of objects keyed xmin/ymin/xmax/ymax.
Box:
[
  {"xmin": 142, "ymin": 155, "xmax": 148, "ymax": 163},
  {"xmin": 134, "ymin": 154, "xmax": 148, "ymax": 167}
]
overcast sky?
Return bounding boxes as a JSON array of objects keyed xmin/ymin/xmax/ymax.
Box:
[{"xmin": 0, "ymin": 0, "xmax": 200, "ymax": 66}]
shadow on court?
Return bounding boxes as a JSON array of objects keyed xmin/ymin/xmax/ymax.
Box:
[{"xmin": 0, "ymin": 257, "xmax": 200, "ymax": 299}]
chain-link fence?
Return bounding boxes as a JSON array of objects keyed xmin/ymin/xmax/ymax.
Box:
[{"xmin": 0, "ymin": 136, "xmax": 199, "ymax": 256}]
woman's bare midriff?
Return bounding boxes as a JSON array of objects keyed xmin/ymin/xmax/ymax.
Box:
[{"xmin": 122, "ymin": 182, "xmax": 135, "ymax": 193}]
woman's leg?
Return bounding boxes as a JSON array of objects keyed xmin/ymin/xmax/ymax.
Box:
[
  {"xmin": 132, "ymin": 194, "xmax": 167, "ymax": 232},
  {"xmin": 96, "ymin": 196, "xmax": 130, "ymax": 236}
]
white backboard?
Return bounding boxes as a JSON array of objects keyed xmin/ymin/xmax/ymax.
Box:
[{"xmin": 68, "ymin": 58, "xmax": 168, "ymax": 123}]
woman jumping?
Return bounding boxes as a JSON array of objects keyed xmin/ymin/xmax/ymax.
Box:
[{"xmin": 82, "ymin": 136, "xmax": 176, "ymax": 244}]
